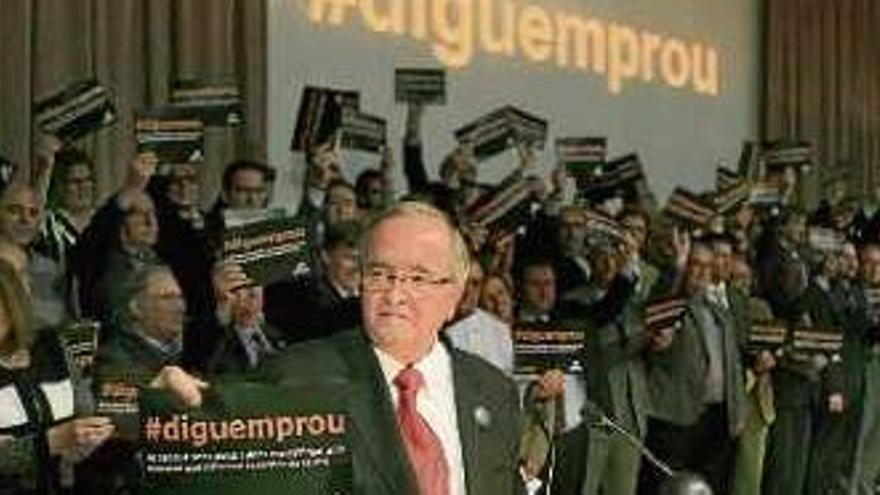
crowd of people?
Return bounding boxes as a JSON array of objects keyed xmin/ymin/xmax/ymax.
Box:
[{"xmin": 1, "ymin": 99, "xmax": 880, "ymax": 495}]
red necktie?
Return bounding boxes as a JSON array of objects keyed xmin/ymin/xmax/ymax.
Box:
[{"xmin": 394, "ymin": 366, "xmax": 450, "ymax": 495}]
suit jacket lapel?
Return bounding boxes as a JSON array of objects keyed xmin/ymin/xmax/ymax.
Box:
[
  {"xmin": 337, "ymin": 332, "xmax": 416, "ymax": 494},
  {"xmin": 451, "ymin": 350, "xmax": 483, "ymax": 495}
]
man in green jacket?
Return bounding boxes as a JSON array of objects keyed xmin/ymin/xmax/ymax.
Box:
[{"xmin": 642, "ymin": 241, "xmax": 746, "ymax": 495}]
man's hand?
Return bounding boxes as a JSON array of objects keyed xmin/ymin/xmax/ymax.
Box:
[
  {"xmin": 462, "ymin": 222, "xmax": 488, "ymax": 253},
  {"xmin": 212, "ymin": 262, "xmax": 251, "ymax": 302},
  {"xmin": 828, "ymin": 393, "xmax": 845, "ymax": 413},
  {"xmin": 754, "ymin": 350, "xmax": 777, "ymax": 374},
  {"xmin": 534, "ymin": 369, "xmax": 565, "ymax": 400},
  {"xmin": 487, "ymin": 232, "xmax": 517, "ymax": 275},
  {"xmin": 47, "ymin": 416, "xmax": 115, "ymax": 456},
  {"xmin": 33, "ymin": 131, "xmax": 62, "ymax": 162},
  {"xmin": 125, "ymin": 152, "xmax": 157, "ymax": 191},
  {"xmin": 212, "ymin": 262, "xmax": 256, "ymax": 324},
  {"xmin": 672, "ymin": 227, "xmax": 691, "ymax": 268},
  {"xmin": 31, "ymin": 131, "xmax": 63, "ymax": 198},
  {"xmin": 649, "ymin": 327, "xmax": 675, "ymax": 351},
  {"xmin": 150, "ymin": 366, "xmax": 209, "ymax": 408},
  {"xmin": 618, "ymin": 231, "xmax": 640, "ymax": 269},
  {"xmin": 551, "ymin": 164, "xmax": 567, "ymax": 196},
  {"xmin": 811, "ymin": 353, "xmax": 830, "ymax": 371}
]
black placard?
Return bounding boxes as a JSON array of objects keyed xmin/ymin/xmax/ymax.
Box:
[
  {"xmin": 291, "ymin": 87, "xmax": 360, "ymax": 152},
  {"xmin": 747, "ymin": 322, "xmax": 787, "ymax": 354},
  {"xmin": 791, "ymin": 328, "xmax": 843, "ymax": 357},
  {"xmin": 513, "ymin": 323, "xmax": 584, "ymax": 375},
  {"xmin": 556, "ymin": 137, "xmax": 607, "ymax": 176},
  {"xmin": 715, "ymin": 166, "xmax": 742, "ymax": 192},
  {"xmin": 340, "ymin": 109, "xmax": 387, "ymax": 153},
  {"xmin": 33, "ymin": 79, "xmax": 117, "ymax": 140},
  {"xmin": 222, "ymin": 216, "xmax": 311, "ymax": 286},
  {"xmin": 748, "ymin": 182, "xmax": 782, "ymax": 207},
  {"xmin": 57, "ymin": 319, "xmax": 100, "ymax": 377},
  {"xmin": 170, "ymin": 82, "xmax": 244, "ymax": 127},
  {"xmin": 714, "ymin": 181, "xmax": 750, "ymax": 214},
  {"xmin": 663, "ymin": 187, "xmax": 715, "ymax": 229},
  {"xmin": 466, "ymin": 178, "xmax": 536, "ymax": 235},
  {"xmin": 763, "ymin": 140, "xmax": 814, "ymax": 169},
  {"xmin": 583, "ymin": 208, "xmax": 628, "ymax": 245},
  {"xmin": 136, "ymin": 108, "xmax": 205, "ymax": 164},
  {"xmin": 454, "ymin": 106, "xmax": 548, "ymax": 162},
  {"xmin": 395, "ymin": 68, "xmax": 446, "ymax": 104},
  {"xmin": 575, "ymin": 153, "xmax": 644, "ymax": 200},
  {"xmin": 644, "ymin": 297, "xmax": 687, "ymax": 335}
]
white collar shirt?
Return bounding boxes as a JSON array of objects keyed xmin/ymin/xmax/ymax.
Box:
[
  {"xmin": 445, "ymin": 308, "xmax": 514, "ymax": 376},
  {"xmin": 374, "ymin": 342, "xmax": 467, "ymax": 495}
]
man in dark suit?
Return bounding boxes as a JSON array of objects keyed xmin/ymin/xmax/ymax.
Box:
[
  {"xmin": 762, "ymin": 245, "xmax": 837, "ymax": 495},
  {"xmin": 206, "ymin": 281, "xmax": 289, "ymax": 376},
  {"xmin": 755, "ymin": 208, "xmax": 809, "ymax": 321},
  {"xmin": 805, "ymin": 241, "xmax": 870, "ymax": 495},
  {"xmin": 163, "ymin": 201, "xmax": 523, "ymax": 495},
  {"xmin": 264, "ymin": 220, "xmax": 362, "ymax": 342},
  {"xmin": 852, "ymin": 243, "xmax": 880, "ymax": 492}
]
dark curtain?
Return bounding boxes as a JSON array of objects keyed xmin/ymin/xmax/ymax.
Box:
[
  {"xmin": 765, "ymin": 0, "xmax": 880, "ymax": 203},
  {"xmin": 0, "ymin": 0, "xmax": 267, "ymax": 205}
]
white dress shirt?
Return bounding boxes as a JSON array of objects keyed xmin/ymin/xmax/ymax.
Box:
[
  {"xmin": 445, "ymin": 308, "xmax": 515, "ymax": 376},
  {"xmin": 374, "ymin": 343, "xmax": 467, "ymax": 495}
]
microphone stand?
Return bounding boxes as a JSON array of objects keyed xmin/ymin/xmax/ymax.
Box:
[
  {"xmin": 589, "ymin": 407, "xmax": 714, "ymax": 495},
  {"xmin": 591, "ymin": 414, "xmax": 674, "ymax": 478}
]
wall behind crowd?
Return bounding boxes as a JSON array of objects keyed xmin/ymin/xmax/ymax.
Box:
[
  {"xmin": 0, "ymin": 0, "xmax": 267, "ymax": 206},
  {"xmin": 267, "ymin": 0, "xmax": 762, "ymax": 207}
]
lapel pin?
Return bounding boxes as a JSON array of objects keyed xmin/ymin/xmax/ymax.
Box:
[{"xmin": 474, "ymin": 406, "xmax": 492, "ymax": 429}]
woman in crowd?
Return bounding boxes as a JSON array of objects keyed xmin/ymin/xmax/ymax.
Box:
[
  {"xmin": 0, "ymin": 260, "xmax": 113, "ymax": 494},
  {"xmin": 480, "ymin": 271, "xmax": 516, "ymax": 325}
]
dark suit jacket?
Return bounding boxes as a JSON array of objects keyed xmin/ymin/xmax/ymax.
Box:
[
  {"xmin": 756, "ymin": 236, "xmax": 809, "ymax": 321},
  {"xmin": 264, "ymin": 274, "xmax": 361, "ymax": 343},
  {"xmin": 94, "ymin": 330, "xmax": 180, "ymax": 386},
  {"xmin": 205, "ymin": 321, "xmax": 289, "ymax": 376},
  {"xmin": 851, "ymin": 208, "xmax": 880, "ymax": 245},
  {"xmin": 646, "ymin": 296, "xmax": 746, "ymax": 436},
  {"xmin": 260, "ymin": 328, "xmax": 523, "ymax": 495}
]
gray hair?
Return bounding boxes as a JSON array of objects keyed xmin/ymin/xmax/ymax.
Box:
[
  {"xmin": 359, "ymin": 200, "xmax": 471, "ymax": 283},
  {"xmin": 109, "ymin": 262, "xmax": 174, "ymax": 333}
]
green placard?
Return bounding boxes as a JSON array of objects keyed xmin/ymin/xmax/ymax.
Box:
[{"xmin": 139, "ymin": 382, "xmax": 352, "ymax": 495}]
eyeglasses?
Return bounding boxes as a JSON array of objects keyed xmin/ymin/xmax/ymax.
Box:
[
  {"xmin": 362, "ymin": 265, "xmax": 453, "ymax": 294},
  {"xmin": 169, "ymin": 173, "xmax": 199, "ymax": 185},
  {"xmin": 3, "ymin": 204, "xmax": 40, "ymax": 219},
  {"xmin": 147, "ymin": 291, "xmax": 185, "ymax": 304}
]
